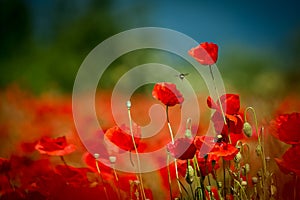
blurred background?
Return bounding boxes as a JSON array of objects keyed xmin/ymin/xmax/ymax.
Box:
[
  {"xmin": 0, "ymin": 1, "xmax": 300, "ymax": 198},
  {"xmin": 1, "ymin": 0, "xmax": 299, "ymax": 95}
]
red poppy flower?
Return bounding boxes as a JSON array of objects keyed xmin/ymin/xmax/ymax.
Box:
[
  {"xmin": 35, "ymin": 136, "xmax": 76, "ymax": 156},
  {"xmin": 152, "ymin": 82, "xmax": 184, "ymax": 106},
  {"xmin": 55, "ymin": 165, "xmax": 90, "ymax": 187},
  {"xmin": 167, "ymin": 138, "xmax": 197, "ymax": 160},
  {"xmin": 209, "ymin": 141, "xmax": 239, "ymax": 161},
  {"xmin": 211, "ymin": 111, "xmax": 244, "ymax": 145},
  {"xmin": 104, "ymin": 124, "xmax": 141, "ymax": 151},
  {"xmin": 197, "ymin": 153, "xmax": 220, "ymax": 177},
  {"xmin": 275, "ymin": 145, "xmax": 300, "ymax": 176},
  {"xmin": 188, "ymin": 42, "xmax": 218, "ymax": 65},
  {"xmin": 194, "ymin": 136, "xmax": 216, "ymax": 157},
  {"xmin": 271, "ymin": 112, "xmax": 300, "ymax": 145},
  {"xmin": 207, "ymin": 94, "xmax": 240, "ymax": 116},
  {"xmin": 208, "ymin": 94, "xmax": 244, "ymax": 145}
]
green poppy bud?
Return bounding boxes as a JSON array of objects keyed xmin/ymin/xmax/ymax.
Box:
[
  {"xmin": 243, "ymin": 122, "xmax": 252, "ymax": 137},
  {"xmin": 185, "ymin": 165, "xmax": 194, "ymax": 184},
  {"xmin": 185, "ymin": 129, "xmax": 192, "ymax": 139},
  {"xmin": 234, "ymin": 152, "xmax": 242, "ymax": 163}
]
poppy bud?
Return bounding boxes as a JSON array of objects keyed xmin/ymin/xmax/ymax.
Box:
[
  {"xmin": 241, "ymin": 181, "xmax": 247, "ymax": 186},
  {"xmin": 185, "ymin": 129, "xmax": 192, "ymax": 139},
  {"xmin": 93, "ymin": 153, "xmax": 100, "ymax": 159},
  {"xmin": 234, "ymin": 152, "xmax": 242, "ymax": 163},
  {"xmin": 243, "ymin": 122, "xmax": 252, "ymax": 137},
  {"xmin": 256, "ymin": 145, "xmax": 262, "ymax": 156},
  {"xmin": 109, "ymin": 156, "xmax": 117, "ymax": 164},
  {"xmin": 252, "ymin": 176, "xmax": 258, "ymax": 184},
  {"xmin": 185, "ymin": 165, "xmax": 194, "ymax": 184},
  {"xmin": 242, "ymin": 163, "xmax": 250, "ymax": 175},
  {"xmin": 126, "ymin": 100, "xmax": 131, "ymax": 109}
]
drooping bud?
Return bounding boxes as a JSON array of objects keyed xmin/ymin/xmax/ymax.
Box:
[
  {"xmin": 234, "ymin": 152, "xmax": 242, "ymax": 163},
  {"xmin": 243, "ymin": 122, "xmax": 252, "ymax": 137},
  {"xmin": 185, "ymin": 129, "xmax": 192, "ymax": 139},
  {"xmin": 242, "ymin": 163, "xmax": 250, "ymax": 175}
]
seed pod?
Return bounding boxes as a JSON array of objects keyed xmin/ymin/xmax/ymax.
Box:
[{"xmin": 243, "ymin": 122, "xmax": 252, "ymax": 137}]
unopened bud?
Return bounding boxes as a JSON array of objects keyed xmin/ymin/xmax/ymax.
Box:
[
  {"xmin": 185, "ymin": 129, "xmax": 192, "ymax": 139},
  {"xmin": 243, "ymin": 122, "xmax": 252, "ymax": 137},
  {"xmin": 93, "ymin": 153, "xmax": 100, "ymax": 159},
  {"xmin": 185, "ymin": 165, "xmax": 194, "ymax": 184},
  {"xmin": 252, "ymin": 177, "xmax": 258, "ymax": 184},
  {"xmin": 109, "ymin": 156, "xmax": 117, "ymax": 164},
  {"xmin": 241, "ymin": 181, "xmax": 247, "ymax": 186},
  {"xmin": 126, "ymin": 100, "xmax": 131, "ymax": 109},
  {"xmin": 244, "ymin": 163, "xmax": 250, "ymax": 174},
  {"xmin": 234, "ymin": 152, "xmax": 242, "ymax": 163}
]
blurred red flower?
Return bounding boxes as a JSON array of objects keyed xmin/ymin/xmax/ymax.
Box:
[
  {"xmin": 205, "ymin": 186, "xmax": 220, "ymax": 200},
  {"xmin": 104, "ymin": 124, "xmax": 141, "ymax": 151},
  {"xmin": 167, "ymin": 138, "xmax": 197, "ymax": 160},
  {"xmin": 35, "ymin": 136, "xmax": 76, "ymax": 156},
  {"xmin": 188, "ymin": 42, "xmax": 218, "ymax": 65},
  {"xmin": 208, "ymin": 94, "xmax": 244, "ymax": 145},
  {"xmin": 275, "ymin": 145, "xmax": 300, "ymax": 176},
  {"xmin": 0, "ymin": 158, "xmax": 10, "ymax": 174},
  {"xmin": 152, "ymin": 82, "xmax": 184, "ymax": 107},
  {"xmin": 209, "ymin": 141, "xmax": 239, "ymax": 161},
  {"xmin": 271, "ymin": 112, "xmax": 300, "ymax": 145}
]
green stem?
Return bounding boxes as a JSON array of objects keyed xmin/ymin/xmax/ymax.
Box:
[
  {"xmin": 223, "ymin": 158, "xmax": 226, "ymax": 198},
  {"xmin": 167, "ymin": 153, "xmax": 173, "ymax": 200},
  {"xmin": 166, "ymin": 105, "xmax": 182, "ymax": 195},
  {"xmin": 127, "ymin": 101, "xmax": 146, "ymax": 200},
  {"xmin": 95, "ymin": 160, "xmax": 109, "ymax": 200},
  {"xmin": 193, "ymin": 156, "xmax": 206, "ymax": 200},
  {"xmin": 209, "ymin": 65, "xmax": 227, "ymax": 126},
  {"xmin": 244, "ymin": 107, "xmax": 267, "ymax": 199}
]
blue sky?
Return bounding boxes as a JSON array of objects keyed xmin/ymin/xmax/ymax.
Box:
[{"xmin": 112, "ymin": 0, "xmax": 300, "ymax": 54}]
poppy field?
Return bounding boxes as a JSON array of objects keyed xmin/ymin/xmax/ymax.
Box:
[{"xmin": 1, "ymin": 42, "xmax": 300, "ymax": 200}]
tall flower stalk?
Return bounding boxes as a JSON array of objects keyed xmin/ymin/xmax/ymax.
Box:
[
  {"xmin": 166, "ymin": 105, "xmax": 183, "ymax": 196},
  {"xmin": 127, "ymin": 100, "xmax": 146, "ymax": 200},
  {"xmin": 94, "ymin": 153, "xmax": 109, "ymax": 200},
  {"xmin": 244, "ymin": 107, "xmax": 267, "ymax": 199}
]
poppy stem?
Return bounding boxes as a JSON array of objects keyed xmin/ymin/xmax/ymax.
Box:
[
  {"xmin": 193, "ymin": 156, "xmax": 206, "ymax": 200},
  {"xmin": 111, "ymin": 162, "xmax": 121, "ymax": 200},
  {"xmin": 223, "ymin": 158, "xmax": 226, "ymax": 198},
  {"xmin": 166, "ymin": 105, "xmax": 182, "ymax": 195},
  {"xmin": 94, "ymin": 157, "xmax": 109, "ymax": 200},
  {"xmin": 244, "ymin": 107, "xmax": 267, "ymax": 196},
  {"xmin": 127, "ymin": 100, "xmax": 146, "ymax": 200},
  {"xmin": 209, "ymin": 65, "xmax": 227, "ymax": 127},
  {"xmin": 167, "ymin": 153, "xmax": 174, "ymax": 199}
]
